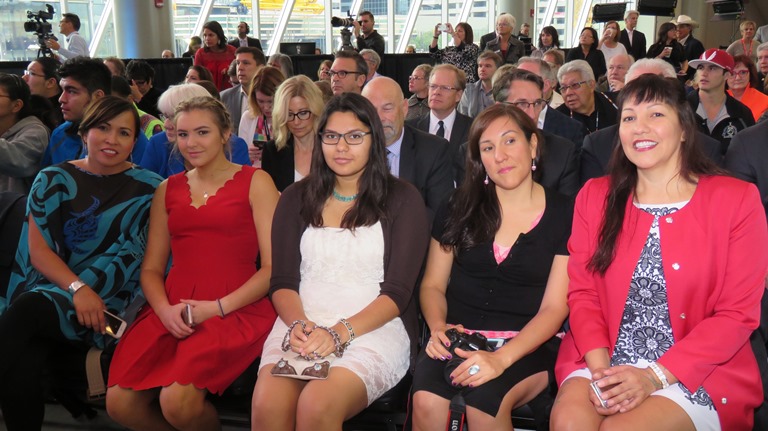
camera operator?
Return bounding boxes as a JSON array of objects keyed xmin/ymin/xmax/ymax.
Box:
[
  {"xmin": 46, "ymin": 13, "xmax": 89, "ymax": 61},
  {"xmin": 353, "ymin": 11, "xmax": 384, "ymax": 57}
]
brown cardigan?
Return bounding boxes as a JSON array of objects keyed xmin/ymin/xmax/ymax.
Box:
[{"xmin": 268, "ymin": 178, "xmax": 430, "ymax": 365}]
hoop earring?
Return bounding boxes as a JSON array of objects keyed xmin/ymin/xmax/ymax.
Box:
[{"xmin": 531, "ymin": 159, "xmax": 537, "ymax": 172}]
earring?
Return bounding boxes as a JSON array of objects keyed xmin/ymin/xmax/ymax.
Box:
[
  {"xmin": 484, "ymin": 174, "xmax": 489, "ymax": 185},
  {"xmin": 531, "ymin": 160, "xmax": 537, "ymax": 172}
]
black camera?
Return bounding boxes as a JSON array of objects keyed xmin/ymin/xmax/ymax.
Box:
[
  {"xmin": 24, "ymin": 4, "xmax": 56, "ymax": 58},
  {"xmin": 331, "ymin": 16, "xmax": 361, "ymax": 28},
  {"xmin": 442, "ymin": 328, "xmax": 494, "ymax": 382}
]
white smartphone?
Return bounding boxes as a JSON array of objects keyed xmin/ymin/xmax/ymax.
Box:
[
  {"xmin": 590, "ymin": 379, "xmax": 615, "ymax": 409},
  {"xmin": 438, "ymin": 23, "xmax": 448, "ymax": 32},
  {"xmin": 104, "ymin": 310, "xmax": 127, "ymax": 339}
]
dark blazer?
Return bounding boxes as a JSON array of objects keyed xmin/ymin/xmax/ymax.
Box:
[
  {"xmin": 681, "ymin": 36, "xmax": 705, "ymax": 80},
  {"xmin": 485, "ymin": 35, "xmax": 526, "ymax": 65},
  {"xmin": 580, "ymin": 124, "xmax": 723, "ymax": 185},
  {"xmin": 454, "ymin": 130, "xmax": 580, "ymax": 197},
  {"xmin": 261, "ymin": 139, "xmax": 295, "ymax": 192},
  {"xmin": 220, "ymin": 84, "xmax": 245, "ymax": 134},
  {"xmin": 228, "ymin": 37, "xmax": 263, "ymax": 52},
  {"xmin": 479, "ymin": 32, "xmax": 496, "ymax": 51},
  {"xmin": 565, "ymin": 47, "xmax": 606, "ymax": 79},
  {"xmin": 398, "ymin": 125, "xmax": 454, "ymax": 220},
  {"xmin": 619, "ymin": 28, "xmax": 647, "ymax": 61},
  {"xmin": 543, "ymin": 106, "xmax": 588, "ymax": 152},
  {"xmin": 406, "ymin": 111, "xmax": 473, "ymax": 184},
  {"xmin": 724, "ymin": 120, "xmax": 768, "ymax": 218}
]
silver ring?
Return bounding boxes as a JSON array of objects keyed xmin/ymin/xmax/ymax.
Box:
[
  {"xmin": 468, "ymin": 364, "xmax": 480, "ymax": 376},
  {"xmin": 427, "ymin": 340, "xmax": 433, "ymax": 344}
]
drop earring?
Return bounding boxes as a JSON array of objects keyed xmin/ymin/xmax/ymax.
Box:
[
  {"xmin": 484, "ymin": 174, "xmax": 489, "ymax": 185},
  {"xmin": 531, "ymin": 160, "xmax": 537, "ymax": 171}
]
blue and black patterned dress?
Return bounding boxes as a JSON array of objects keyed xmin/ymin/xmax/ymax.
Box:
[
  {"xmin": 3, "ymin": 162, "xmax": 161, "ymax": 349},
  {"xmin": 611, "ymin": 202, "xmax": 719, "ymax": 429}
]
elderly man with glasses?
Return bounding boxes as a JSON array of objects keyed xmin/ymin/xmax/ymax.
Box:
[{"xmin": 555, "ymin": 59, "xmax": 618, "ymax": 134}]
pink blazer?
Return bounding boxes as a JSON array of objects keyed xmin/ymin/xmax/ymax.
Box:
[{"xmin": 556, "ymin": 175, "xmax": 768, "ymax": 430}]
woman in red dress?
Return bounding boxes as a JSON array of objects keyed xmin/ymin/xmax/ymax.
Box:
[
  {"xmin": 194, "ymin": 21, "xmax": 236, "ymax": 91},
  {"xmin": 106, "ymin": 96, "xmax": 279, "ymax": 429}
]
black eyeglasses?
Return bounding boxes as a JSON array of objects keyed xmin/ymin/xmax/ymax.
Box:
[
  {"xmin": 287, "ymin": 110, "xmax": 312, "ymax": 122},
  {"xmin": 504, "ymin": 99, "xmax": 547, "ymax": 110},
  {"xmin": 328, "ymin": 70, "xmax": 362, "ymax": 79},
  {"xmin": 319, "ymin": 130, "xmax": 371, "ymax": 145}
]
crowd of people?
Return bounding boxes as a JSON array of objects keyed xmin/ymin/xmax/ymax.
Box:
[{"xmin": 2, "ymin": 8, "xmax": 768, "ymax": 431}]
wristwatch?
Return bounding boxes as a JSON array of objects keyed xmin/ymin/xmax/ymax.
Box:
[{"xmin": 68, "ymin": 279, "xmax": 86, "ymax": 295}]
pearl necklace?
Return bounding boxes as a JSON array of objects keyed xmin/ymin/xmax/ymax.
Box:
[{"xmin": 332, "ymin": 189, "xmax": 358, "ymax": 202}]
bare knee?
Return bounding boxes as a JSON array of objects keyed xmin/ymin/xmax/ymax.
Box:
[
  {"xmin": 296, "ymin": 391, "xmax": 341, "ymax": 426},
  {"xmin": 106, "ymin": 386, "xmax": 144, "ymax": 426},
  {"xmin": 159, "ymin": 386, "xmax": 207, "ymax": 428},
  {"xmin": 411, "ymin": 390, "xmax": 450, "ymax": 430}
]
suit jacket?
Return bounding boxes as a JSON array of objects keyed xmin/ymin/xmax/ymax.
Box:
[
  {"xmin": 725, "ymin": 120, "xmax": 768, "ymax": 218},
  {"xmin": 228, "ymin": 37, "xmax": 263, "ymax": 52},
  {"xmin": 556, "ymin": 175, "xmax": 768, "ymax": 431},
  {"xmin": 453, "ymin": 130, "xmax": 579, "ymax": 197},
  {"xmin": 619, "ymin": 28, "xmax": 646, "ymax": 61},
  {"xmin": 261, "ymin": 139, "xmax": 295, "ymax": 192},
  {"xmin": 220, "ymin": 84, "xmax": 245, "ymax": 134},
  {"xmin": 579, "ymin": 124, "xmax": 723, "ymax": 185},
  {"xmin": 479, "ymin": 32, "xmax": 496, "ymax": 51},
  {"xmin": 543, "ymin": 106, "xmax": 588, "ymax": 152},
  {"xmin": 485, "ymin": 35, "xmax": 525, "ymax": 65},
  {"xmin": 398, "ymin": 125, "xmax": 454, "ymax": 220},
  {"xmin": 406, "ymin": 111, "xmax": 472, "ymax": 184}
]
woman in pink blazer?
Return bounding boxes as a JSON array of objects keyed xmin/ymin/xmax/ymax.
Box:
[{"xmin": 551, "ymin": 74, "xmax": 768, "ymax": 430}]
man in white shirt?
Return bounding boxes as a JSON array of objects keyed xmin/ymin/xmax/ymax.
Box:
[
  {"xmin": 228, "ymin": 22, "xmax": 263, "ymax": 52},
  {"xmin": 220, "ymin": 46, "xmax": 266, "ymax": 133},
  {"xmin": 46, "ymin": 13, "xmax": 89, "ymax": 61},
  {"xmin": 619, "ymin": 10, "xmax": 646, "ymax": 61}
]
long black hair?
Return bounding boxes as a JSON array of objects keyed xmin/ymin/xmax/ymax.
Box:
[
  {"xmin": 440, "ymin": 104, "xmax": 541, "ymax": 251},
  {"xmin": 202, "ymin": 21, "xmax": 228, "ymax": 51},
  {"xmin": 300, "ymin": 93, "xmax": 393, "ymax": 229},
  {"xmin": 538, "ymin": 26, "xmax": 560, "ymax": 50},
  {"xmin": 588, "ymin": 74, "xmax": 723, "ymax": 274}
]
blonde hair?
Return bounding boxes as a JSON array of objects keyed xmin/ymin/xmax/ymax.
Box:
[
  {"xmin": 272, "ymin": 75, "xmax": 324, "ymax": 151},
  {"xmin": 172, "ymin": 96, "xmax": 232, "ymax": 161}
]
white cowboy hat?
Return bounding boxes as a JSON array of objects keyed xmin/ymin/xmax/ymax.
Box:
[{"xmin": 674, "ymin": 15, "xmax": 699, "ymax": 28}]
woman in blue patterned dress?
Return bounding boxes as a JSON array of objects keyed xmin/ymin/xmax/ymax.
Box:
[
  {"xmin": 0, "ymin": 96, "xmax": 161, "ymax": 430},
  {"xmin": 551, "ymin": 75, "xmax": 768, "ymax": 430}
]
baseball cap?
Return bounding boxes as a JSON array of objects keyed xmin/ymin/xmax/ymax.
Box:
[{"xmin": 688, "ymin": 49, "xmax": 734, "ymax": 73}]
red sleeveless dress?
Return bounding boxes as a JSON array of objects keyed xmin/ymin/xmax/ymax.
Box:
[{"xmin": 108, "ymin": 166, "xmax": 276, "ymax": 394}]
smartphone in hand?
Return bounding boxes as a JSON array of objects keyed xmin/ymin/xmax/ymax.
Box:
[
  {"xmin": 181, "ymin": 303, "xmax": 194, "ymax": 327},
  {"xmin": 104, "ymin": 310, "xmax": 127, "ymax": 339},
  {"xmin": 590, "ymin": 379, "xmax": 616, "ymax": 409}
]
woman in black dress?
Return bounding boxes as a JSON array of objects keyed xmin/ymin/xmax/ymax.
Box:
[
  {"xmin": 647, "ymin": 22, "xmax": 688, "ymax": 75},
  {"xmin": 411, "ymin": 104, "xmax": 572, "ymax": 431},
  {"xmin": 566, "ymin": 27, "xmax": 607, "ymax": 79}
]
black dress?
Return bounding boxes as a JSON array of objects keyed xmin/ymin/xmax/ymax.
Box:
[
  {"xmin": 647, "ymin": 41, "xmax": 686, "ymax": 73},
  {"xmin": 565, "ymin": 47, "xmax": 607, "ymax": 79},
  {"xmin": 411, "ymin": 187, "xmax": 573, "ymax": 416}
]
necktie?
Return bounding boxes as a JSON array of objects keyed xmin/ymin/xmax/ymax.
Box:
[{"xmin": 436, "ymin": 120, "xmax": 445, "ymax": 139}]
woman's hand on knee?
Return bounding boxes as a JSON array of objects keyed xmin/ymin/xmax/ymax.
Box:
[
  {"xmin": 426, "ymin": 324, "xmax": 462, "ymax": 361},
  {"xmin": 595, "ymin": 365, "xmax": 657, "ymax": 413},
  {"xmin": 156, "ymin": 303, "xmax": 195, "ymax": 339},
  {"xmin": 449, "ymin": 349, "xmax": 508, "ymax": 388},
  {"xmin": 72, "ymin": 286, "xmax": 106, "ymax": 334}
]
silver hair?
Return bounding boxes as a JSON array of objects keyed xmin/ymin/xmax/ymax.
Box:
[
  {"xmin": 518, "ymin": 56, "xmax": 555, "ymax": 82},
  {"xmin": 557, "ymin": 59, "xmax": 595, "ymax": 83},
  {"xmin": 157, "ymin": 84, "xmax": 211, "ymax": 117},
  {"xmin": 625, "ymin": 58, "xmax": 676, "ymax": 83},
  {"xmin": 758, "ymin": 42, "xmax": 768, "ymax": 53}
]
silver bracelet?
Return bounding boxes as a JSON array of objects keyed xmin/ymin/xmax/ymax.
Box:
[
  {"xmin": 339, "ymin": 318, "xmax": 355, "ymax": 345},
  {"xmin": 649, "ymin": 362, "xmax": 670, "ymax": 389}
]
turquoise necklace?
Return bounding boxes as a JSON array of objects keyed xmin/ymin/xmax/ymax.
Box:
[{"xmin": 332, "ymin": 189, "xmax": 358, "ymax": 202}]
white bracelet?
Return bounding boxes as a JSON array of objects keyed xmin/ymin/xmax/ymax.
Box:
[{"xmin": 649, "ymin": 362, "xmax": 670, "ymax": 389}]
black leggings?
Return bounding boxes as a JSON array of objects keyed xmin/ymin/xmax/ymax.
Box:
[{"xmin": 0, "ymin": 292, "xmax": 86, "ymax": 431}]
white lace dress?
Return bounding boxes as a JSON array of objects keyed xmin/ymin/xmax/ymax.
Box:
[{"xmin": 260, "ymin": 222, "xmax": 411, "ymax": 404}]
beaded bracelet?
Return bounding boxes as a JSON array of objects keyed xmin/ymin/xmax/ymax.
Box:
[
  {"xmin": 281, "ymin": 320, "xmax": 309, "ymax": 352},
  {"xmin": 339, "ymin": 318, "xmax": 355, "ymax": 346},
  {"xmin": 216, "ymin": 298, "xmax": 225, "ymax": 317},
  {"xmin": 649, "ymin": 362, "xmax": 670, "ymax": 389},
  {"xmin": 314, "ymin": 325, "xmax": 346, "ymax": 357}
]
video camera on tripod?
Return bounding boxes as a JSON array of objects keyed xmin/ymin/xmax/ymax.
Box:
[
  {"xmin": 330, "ymin": 13, "xmax": 359, "ymax": 52},
  {"xmin": 24, "ymin": 4, "xmax": 56, "ymax": 58}
]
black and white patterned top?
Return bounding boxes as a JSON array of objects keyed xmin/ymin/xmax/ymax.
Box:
[{"xmin": 610, "ymin": 203, "xmax": 714, "ymax": 409}]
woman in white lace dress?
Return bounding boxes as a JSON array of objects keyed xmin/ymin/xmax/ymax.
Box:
[{"xmin": 251, "ymin": 93, "xmax": 430, "ymax": 430}]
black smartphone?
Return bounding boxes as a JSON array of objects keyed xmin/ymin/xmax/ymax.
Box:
[{"xmin": 104, "ymin": 310, "xmax": 127, "ymax": 339}]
